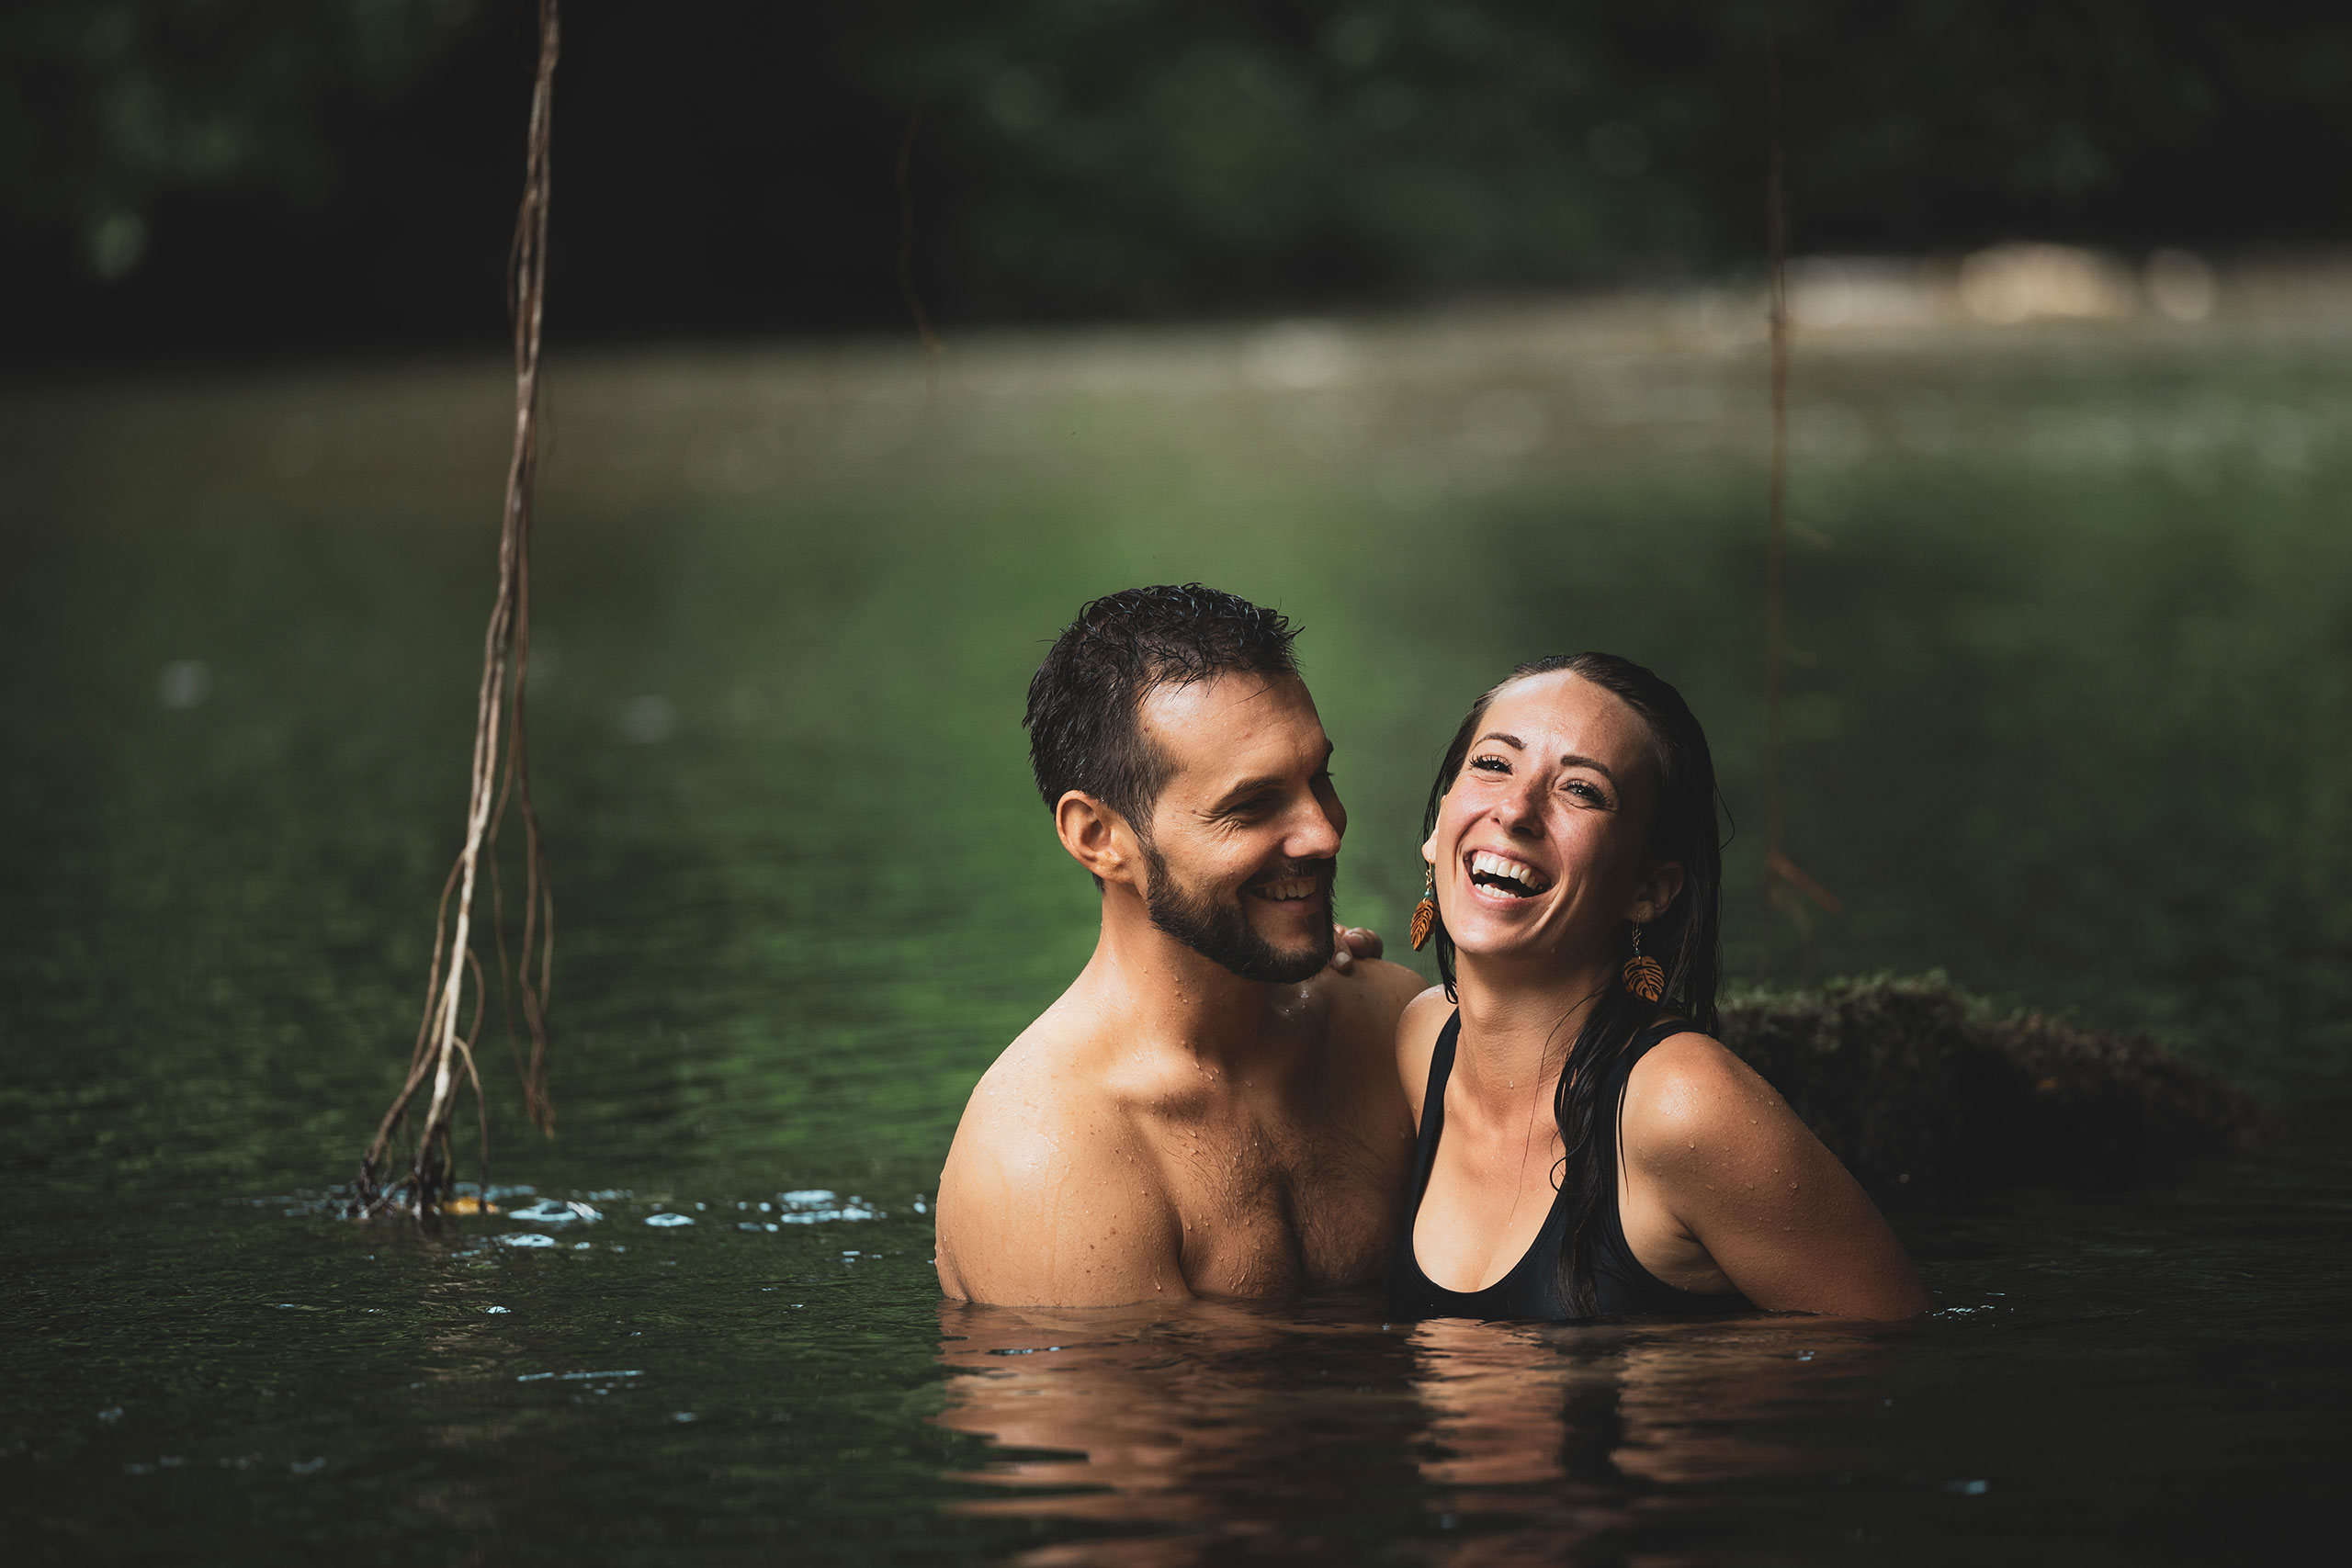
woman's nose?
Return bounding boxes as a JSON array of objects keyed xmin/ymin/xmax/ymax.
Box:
[{"xmin": 1496, "ymin": 774, "xmax": 1546, "ymax": 836}]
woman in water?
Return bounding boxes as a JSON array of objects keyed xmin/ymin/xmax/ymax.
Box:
[{"xmin": 1386, "ymin": 654, "xmax": 1928, "ymax": 1320}]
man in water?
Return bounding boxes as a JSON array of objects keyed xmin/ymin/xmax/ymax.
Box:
[{"xmin": 935, "ymin": 585, "xmax": 1427, "ymax": 1305}]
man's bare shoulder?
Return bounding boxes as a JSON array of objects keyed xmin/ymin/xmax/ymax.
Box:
[
  {"xmin": 1313, "ymin": 956, "xmax": 1428, "ymax": 1066},
  {"xmin": 955, "ymin": 1010, "xmax": 1109, "ymax": 1140},
  {"xmin": 941, "ymin": 1014, "xmax": 1131, "ymax": 1210},
  {"xmin": 1295, "ymin": 957, "xmax": 1423, "ymax": 1166},
  {"xmin": 934, "ymin": 1012, "xmax": 1185, "ymax": 1307}
]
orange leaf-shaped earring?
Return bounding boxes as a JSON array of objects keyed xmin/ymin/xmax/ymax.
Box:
[
  {"xmin": 1409, "ymin": 863, "xmax": 1437, "ymax": 952},
  {"xmin": 1622, "ymin": 921, "xmax": 1665, "ymax": 1002}
]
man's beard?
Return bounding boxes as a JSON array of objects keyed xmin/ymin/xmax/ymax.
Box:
[{"xmin": 1142, "ymin": 842, "xmax": 1337, "ymax": 984}]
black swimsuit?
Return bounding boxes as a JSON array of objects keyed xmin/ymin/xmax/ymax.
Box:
[{"xmin": 1385, "ymin": 1011, "xmax": 1752, "ymax": 1322}]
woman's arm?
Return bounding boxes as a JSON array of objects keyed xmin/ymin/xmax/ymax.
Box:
[{"xmin": 1622, "ymin": 1034, "xmax": 1930, "ymax": 1319}]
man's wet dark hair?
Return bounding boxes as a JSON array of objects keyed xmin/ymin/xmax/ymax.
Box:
[{"xmin": 1024, "ymin": 583, "xmax": 1301, "ymax": 831}]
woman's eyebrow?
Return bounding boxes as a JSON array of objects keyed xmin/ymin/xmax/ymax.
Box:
[
  {"xmin": 1476, "ymin": 732, "xmax": 1617, "ymax": 784},
  {"xmin": 1557, "ymin": 752, "xmax": 1619, "ymax": 784}
]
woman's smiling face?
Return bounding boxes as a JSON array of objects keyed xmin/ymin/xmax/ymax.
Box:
[{"xmin": 1421, "ymin": 669, "xmax": 1682, "ymax": 970}]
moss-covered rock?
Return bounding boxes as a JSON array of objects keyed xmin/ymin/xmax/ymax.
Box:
[{"xmin": 1716, "ymin": 972, "xmax": 2251, "ymax": 1191}]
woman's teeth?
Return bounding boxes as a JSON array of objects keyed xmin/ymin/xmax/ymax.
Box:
[{"xmin": 1468, "ymin": 850, "xmax": 1551, "ymax": 897}]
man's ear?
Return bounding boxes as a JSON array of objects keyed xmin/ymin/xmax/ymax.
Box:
[
  {"xmin": 1625, "ymin": 861, "xmax": 1685, "ymax": 926},
  {"xmin": 1055, "ymin": 791, "xmax": 1145, "ymax": 888}
]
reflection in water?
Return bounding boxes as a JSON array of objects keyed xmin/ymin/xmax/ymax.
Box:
[
  {"xmin": 937, "ymin": 1301, "xmax": 1890, "ymax": 1564},
  {"xmin": 1408, "ymin": 1317, "xmax": 1636, "ymax": 1564},
  {"xmin": 1408, "ymin": 1317, "xmax": 1860, "ymax": 1565},
  {"xmin": 936, "ymin": 1299, "xmax": 1424, "ymax": 1563}
]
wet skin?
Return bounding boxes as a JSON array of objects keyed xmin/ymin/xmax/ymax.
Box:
[
  {"xmin": 936, "ymin": 672, "xmax": 1425, "ymax": 1306},
  {"xmin": 1401, "ymin": 669, "xmax": 1928, "ymax": 1318}
]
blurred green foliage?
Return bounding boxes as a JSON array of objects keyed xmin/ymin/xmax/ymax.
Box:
[
  {"xmin": 885, "ymin": 2, "xmax": 1710, "ymax": 312},
  {"xmin": 0, "ymin": 0, "xmax": 490, "ymax": 278},
  {"xmin": 5, "ymin": 1, "xmax": 2350, "ymax": 355}
]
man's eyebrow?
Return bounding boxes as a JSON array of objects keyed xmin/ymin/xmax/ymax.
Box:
[
  {"xmin": 1204, "ymin": 744, "xmax": 1333, "ymax": 814},
  {"xmin": 1204, "ymin": 774, "xmax": 1285, "ymax": 814}
]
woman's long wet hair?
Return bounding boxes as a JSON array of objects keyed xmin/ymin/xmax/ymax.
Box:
[{"xmin": 1421, "ymin": 653, "xmax": 1725, "ymax": 1314}]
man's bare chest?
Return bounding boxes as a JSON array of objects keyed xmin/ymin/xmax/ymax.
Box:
[{"xmin": 1153, "ymin": 1110, "xmax": 1398, "ymax": 1297}]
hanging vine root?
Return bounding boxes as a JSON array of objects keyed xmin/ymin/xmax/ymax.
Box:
[{"xmin": 360, "ymin": 0, "xmax": 560, "ymax": 1218}]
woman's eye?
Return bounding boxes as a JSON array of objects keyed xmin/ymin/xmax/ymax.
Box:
[
  {"xmin": 1470, "ymin": 755, "xmax": 1509, "ymax": 773},
  {"xmin": 1565, "ymin": 779, "xmax": 1607, "ymax": 805}
]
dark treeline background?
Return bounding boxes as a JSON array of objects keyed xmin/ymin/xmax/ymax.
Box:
[{"xmin": 7, "ymin": 0, "xmax": 2349, "ymax": 362}]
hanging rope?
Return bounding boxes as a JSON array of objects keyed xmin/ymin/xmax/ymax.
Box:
[{"xmin": 360, "ymin": 0, "xmax": 560, "ymax": 1216}]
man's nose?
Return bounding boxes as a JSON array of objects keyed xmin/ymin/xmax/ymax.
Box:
[{"xmin": 1287, "ymin": 795, "xmax": 1344, "ymax": 860}]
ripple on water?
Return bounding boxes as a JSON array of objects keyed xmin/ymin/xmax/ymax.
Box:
[{"xmin": 774, "ymin": 1190, "xmax": 884, "ymax": 1224}]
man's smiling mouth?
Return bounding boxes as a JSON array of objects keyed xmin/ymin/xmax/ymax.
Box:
[
  {"xmin": 1250, "ymin": 875, "xmax": 1322, "ymax": 903},
  {"xmin": 1466, "ymin": 850, "xmax": 1553, "ymax": 898}
]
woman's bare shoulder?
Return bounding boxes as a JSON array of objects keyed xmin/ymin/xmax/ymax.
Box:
[
  {"xmin": 1619, "ymin": 1030, "xmax": 1801, "ymax": 1165},
  {"xmin": 1618, "ymin": 1027, "xmax": 1930, "ymax": 1318},
  {"xmin": 1623, "ymin": 1027, "xmax": 1775, "ymax": 1101},
  {"xmin": 1394, "ymin": 986, "xmax": 1454, "ymax": 1122}
]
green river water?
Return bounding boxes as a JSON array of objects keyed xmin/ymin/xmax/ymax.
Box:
[{"xmin": 4, "ymin": 299, "xmax": 2347, "ymax": 1562}]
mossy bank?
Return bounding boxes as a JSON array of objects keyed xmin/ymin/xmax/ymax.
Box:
[{"xmin": 1720, "ymin": 972, "xmax": 2251, "ymax": 1194}]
